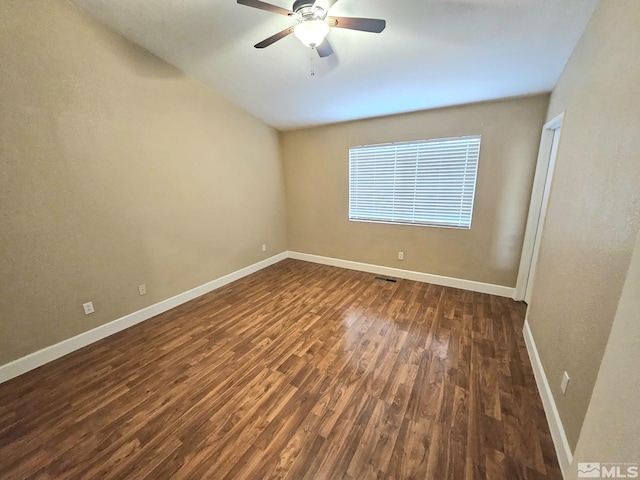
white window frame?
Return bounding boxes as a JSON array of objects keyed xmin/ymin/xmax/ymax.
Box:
[{"xmin": 348, "ymin": 135, "xmax": 481, "ymax": 229}]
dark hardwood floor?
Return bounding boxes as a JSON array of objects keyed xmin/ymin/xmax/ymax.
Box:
[{"xmin": 0, "ymin": 259, "xmax": 561, "ymax": 479}]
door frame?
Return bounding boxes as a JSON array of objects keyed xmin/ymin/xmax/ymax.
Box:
[{"xmin": 514, "ymin": 112, "xmax": 564, "ymax": 302}]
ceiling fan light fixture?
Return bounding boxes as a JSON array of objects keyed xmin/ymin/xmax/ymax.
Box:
[{"xmin": 294, "ymin": 19, "xmax": 330, "ymax": 48}]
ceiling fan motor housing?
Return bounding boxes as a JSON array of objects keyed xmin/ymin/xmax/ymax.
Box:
[
  {"xmin": 292, "ymin": 1, "xmax": 314, "ymax": 12},
  {"xmin": 293, "ymin": 0, "xmax": 325, "ymax": 19}
]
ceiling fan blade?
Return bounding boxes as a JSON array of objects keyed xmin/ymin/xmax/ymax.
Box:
[
  {"xmin": 327, "ymin": 16, "xmax": 386, "ymax": 33},
  {"xmin": 254, "ymin": 25, "xmax": 296, "ymax": 49},
  {"xmin": 316, "ymin": 39, "xmax": 334, "ymax": 58},
  {"xmin": 237, "ymin": 0, "xmax": 293, "ymax": 17}
]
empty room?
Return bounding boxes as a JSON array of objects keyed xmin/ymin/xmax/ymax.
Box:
[{"xmin": 1, "ymin": 0, "xmax": 638, "ymax": 479}]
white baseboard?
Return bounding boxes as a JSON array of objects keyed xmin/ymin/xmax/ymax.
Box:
[
  {"xmin": 523, "ymin": 319, "xmax": 573, "ymax": 478},
  {"xmin": 0, "ymin": 252, "xmax": 288, "ymax": 384},
  {"xmin": 1, "ymin": 251, "xmax": 514, "ymax": 384},
  {"xmin": 288, "ymin": 251, "xmax": 515, "ymax": 298}
]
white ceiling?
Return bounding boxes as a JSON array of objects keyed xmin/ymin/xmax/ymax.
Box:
[{"xmin": 70, "ymin": 0, "xmax": 598, "ymax": 130}]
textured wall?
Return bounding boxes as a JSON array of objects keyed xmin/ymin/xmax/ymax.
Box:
[
  {"xmin": 567, "ymin": 228, "xmax": 640, "ymax": 477},
  {"xmin": 526, "ymin": 0, "xmax": 640, "ymax": 451},
  {"xmin": 0, "ymin": 0, "xmax": 287, "ymax": 364},
  {"xmin": 281, "ymin": 95, "xmax": 549, "ymax": 287}
]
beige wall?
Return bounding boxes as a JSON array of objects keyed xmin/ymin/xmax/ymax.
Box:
[
  {"xmin": 0, "ymin": 0, "xmax": 287, "ymax": 365},
  {"xmin": 281, "ymin": 96, "xmax": 549, "ymax": 287},
  {"xmin": 526, "ymin": 1, "xmax": 640, "ymax": 452},
  {"xmin": 567, "ymin": 228, "xmax": 640, "ymax": 478}
]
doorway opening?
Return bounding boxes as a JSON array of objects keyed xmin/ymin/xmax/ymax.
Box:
[{"xmin": 515, "ymin": 112, "xmax": 564, "ymax": 303}]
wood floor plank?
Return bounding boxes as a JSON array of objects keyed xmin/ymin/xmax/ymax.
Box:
[{"xmin": 0, "ymin": 259, "xmax": 562, "ymax": 479}]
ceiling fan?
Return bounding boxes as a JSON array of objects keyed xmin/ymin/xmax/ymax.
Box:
[{"xmin": 237, "ymin": 0, "xmax": 386, "ymax": 58}]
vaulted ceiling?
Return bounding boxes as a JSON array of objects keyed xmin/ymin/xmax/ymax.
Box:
[{"xmin": 70, "ymin": 0, "xmax": 598, "ymax": 130}]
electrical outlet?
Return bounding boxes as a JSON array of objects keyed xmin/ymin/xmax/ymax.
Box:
[
  {"xmin": 138, "ymin": 284, "xmax": 147, "ymax": 296},
  {"xmin": 398, "ymin": 251, "xmax": 404, "ymax": 260},
  {"xmin": 262, "ymin": 244, "xmax": 267, "ymax": 252},
  {"xmin": 561, "ymin": 371, "xmax": 570, "ymax": 394},
  {"xmin": 83, "ymin": 302, "xmax": 95, "ymax": 315}
]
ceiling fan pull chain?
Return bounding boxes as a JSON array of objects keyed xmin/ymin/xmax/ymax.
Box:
[{"xmin": 310, "ymin": 49, "xmax": 315, "ymax": 76}]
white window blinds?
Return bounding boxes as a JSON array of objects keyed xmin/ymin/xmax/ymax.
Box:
[{"xmin": 349, "ymin": 135, "xmax": 481, "ymax": 229}]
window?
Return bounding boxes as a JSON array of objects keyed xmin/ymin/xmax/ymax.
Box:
[{"xmin": 349, "ymin": 135, "xmax": 481, "ymax": 229}]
